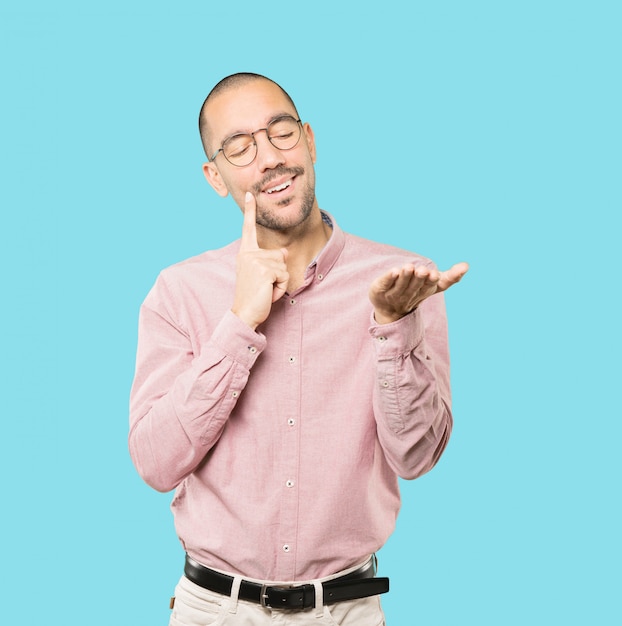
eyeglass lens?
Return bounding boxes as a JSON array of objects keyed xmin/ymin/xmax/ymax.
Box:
[{"xmin": 222, "ymin": 116, "xmax": 301, "ymax": 166}]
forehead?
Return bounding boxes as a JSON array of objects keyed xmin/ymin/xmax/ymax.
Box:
[{"xmin": 206, "ymin": 80, "xmax": 298, "ymax": 141}]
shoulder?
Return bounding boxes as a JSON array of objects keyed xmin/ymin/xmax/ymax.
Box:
[
  {"xmin": 143, "ymin": 240, "xmax": 239, "ymax": 311},
  {"xmin": 158, "ymin": 240, "xmax": 239, "ymax": 284}
]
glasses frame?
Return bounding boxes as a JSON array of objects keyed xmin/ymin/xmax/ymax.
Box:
[{"xmin": 208, "ymin": 116, "xmax": 303, "ymax": 167}]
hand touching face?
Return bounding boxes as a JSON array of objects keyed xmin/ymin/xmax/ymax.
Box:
[{"xmin": 231, "ymin": 192, "xmax": 290, "ymax": 330}]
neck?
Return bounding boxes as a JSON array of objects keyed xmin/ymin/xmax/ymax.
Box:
[{"xmin": 257, "ymin": 207, "xmax": 331, "ymax": 289}]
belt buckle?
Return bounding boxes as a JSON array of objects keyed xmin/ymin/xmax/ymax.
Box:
[
  {"xmin": 260, "ymin": 584, "xmax": 270, "ymax": 608},
  {"xmin": 260, "ymin": 584, "xmax": 293, "ymax": 609},
  {"xmin": 260, "ymin": 583, "xmax": 311, "ymax": 610}
]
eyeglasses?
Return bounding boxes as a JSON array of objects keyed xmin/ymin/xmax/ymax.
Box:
[{"xmin": 208, "ymin": 115, "xmax": 303, "ymax": 167}]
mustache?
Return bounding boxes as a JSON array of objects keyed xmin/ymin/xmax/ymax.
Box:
[{"xmin": 252, "ymin": 166, "xmax": 304, "ymax": 194}]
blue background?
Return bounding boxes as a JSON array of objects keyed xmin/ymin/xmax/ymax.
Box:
[{"xmin": 1, "ymin": 1, "xmax": 620, "ymax": 624}]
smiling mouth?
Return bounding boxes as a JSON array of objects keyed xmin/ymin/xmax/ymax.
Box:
[
  {"xmin": 265, "ymin": 179, "xmax": 293, "ymax": 194},
  {"xmin": 254, "ymin": 167, "xmax": 305, "ymax": 196}
]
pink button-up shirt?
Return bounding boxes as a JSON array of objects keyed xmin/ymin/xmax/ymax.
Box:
[{"xmin": 129, "ymin": 213, "xmax": 453, "ymax": 582}]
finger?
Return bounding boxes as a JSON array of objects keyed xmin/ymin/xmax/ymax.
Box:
[
  {"xmin": 394, "ymin": 264, "xmax": 439, "ymax": 294},
  {"xmin": 393, "ymin": 265, "xmax": 437, "ymax": 306},
  {"xmin": 240, "ymin": 192, "xmax": 259, "ymax": 251},
  {"xmin": 405, "ymin": 262, "xmax": 438, "ymax": 281},
  {"xmin": 272, "ymin": 272, "xmax": 290, "ymax": 302},
  {"xmin": 417, "ymin": 266, "xmax": 443, "ymax": 289},
  {"xmin": 391, "ymin": 264, "xmax": 417, "ymax": 293},
  {"xmin": 371, "ymin": 268, "xmax": 400, "ymax": 294},
  {"xmin": 437, "ymin": 262, "xmax": 469, "ymax": 291},
  {"xmin": 271, "ymin": 249, "xmax": 289, "ymax": 302}
]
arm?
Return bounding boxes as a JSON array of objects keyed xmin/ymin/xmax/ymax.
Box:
[
  {"xmin": 368, "ymin": 259, "xmax": 468, "ymax": 479},
  {"xmin": 129, "ymin": 193, "xmax": 286, "ymax": 492},
  {"xmin": 370, "ymin": 295, "xmax": 453, "ymax": 479},
  {"xmin": 128, "ymin": 285, "xmax": 265, "ymax": 492}
]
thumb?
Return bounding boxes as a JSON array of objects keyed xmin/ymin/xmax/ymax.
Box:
[
  {"xmin": 437, "ymin": 262, "xmax": 469, "ymax": 292},
  {"xmin": 271, "ymin": 248, "xmax": 289, "ymax": 303}
]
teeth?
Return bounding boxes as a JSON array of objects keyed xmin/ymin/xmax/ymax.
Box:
[{"xmin": 266, "ymin": 180, "xmax": 292, "ymax": 194}]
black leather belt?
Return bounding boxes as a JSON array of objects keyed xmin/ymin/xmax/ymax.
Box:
[{"xmin": 184, "ymin": 555, "xmax": 389, "ymax": 610}]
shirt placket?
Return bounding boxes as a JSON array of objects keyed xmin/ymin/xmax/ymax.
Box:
[{"xmin": 274, "ymin": 294, "xmax": 303, "ymax": 579}]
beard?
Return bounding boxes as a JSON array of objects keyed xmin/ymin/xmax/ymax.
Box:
[{"xmin": 251, "ymin": 166, "xmax": 316, "ymax": 231}]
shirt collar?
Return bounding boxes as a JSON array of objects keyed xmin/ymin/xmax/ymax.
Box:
[{"xmin": 304, "ymin": 210, "xmax": 345, "ymax": 283}]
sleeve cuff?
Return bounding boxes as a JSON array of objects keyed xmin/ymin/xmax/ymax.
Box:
[
  {"xmin": 209, "ymin": 310, "xmax": 267, "ymax": 369},
  {"xmin": 369, "ymin": 309, "xmax": 424, "ymax": 357}
]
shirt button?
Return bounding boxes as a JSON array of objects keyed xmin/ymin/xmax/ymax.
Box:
[
  {"xmin": 283, "ymin": 545, "xmax": 290, "ymax": 552},
  {"xmin": 288, "ymin": 356, "xmax": 296, "ymax": 363},
  {"xmin": 317, "ymin": 274, "xmax": 324, "ymax": 281},
  {"xmin": 290, "ymin": 298, "xmax": 296, "ymax": 305},
  {"xmin": 377, "ymin": 336, "xmax": 387, "ymax": 342},
  {"xmin": 286, "ymin": 480, "xmax": 295, "ymax": 488},
  {"xmin": 287, "ymin": 418, "xmax": 295, "ymax": 426},
  {"xmin": 232, "ymin": 391, "xmax": 239, "ymax": 398},
  {"xmin": 248, "ymin": 346, "xmax": 257, "ymax": 354},
  {"xmin": 382, "ymin": 380, "xmax": 389, "ymax": 388}
]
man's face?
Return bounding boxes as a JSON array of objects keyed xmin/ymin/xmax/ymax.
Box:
[{"xmin": 202, "ymin": 80, "xmax": 318, "ymax": 232}]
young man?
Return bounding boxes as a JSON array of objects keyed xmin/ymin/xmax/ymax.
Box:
[{"xmin": 129, "ymin": 73, "xmax": 468, "ymax": 625}]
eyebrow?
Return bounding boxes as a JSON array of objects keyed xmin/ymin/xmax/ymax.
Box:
[{"xmin": 220, "ymin": 111, "xmax": 298, "ymax": 143}]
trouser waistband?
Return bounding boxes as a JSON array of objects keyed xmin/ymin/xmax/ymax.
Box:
[{"xmin": 183, "ymin": 555, "xmax": 390, "ymax": 610}]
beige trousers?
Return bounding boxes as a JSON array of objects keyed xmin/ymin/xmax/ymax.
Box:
[{"xmin": 168, "ymin": 560, "xmax": 386, "ymax": 626}]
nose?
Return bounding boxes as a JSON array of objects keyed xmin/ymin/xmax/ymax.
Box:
[{"xmin": 253, "ymin": 129, "xmax": 285, "ymax": 171}]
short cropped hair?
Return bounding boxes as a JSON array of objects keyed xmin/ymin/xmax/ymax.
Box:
[{"xmin": 198, "ymin": 72, "xmax": 300, "ymax": 158}]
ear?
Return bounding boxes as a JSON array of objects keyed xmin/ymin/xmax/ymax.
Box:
[
  {"xmin": 302, "ymin": 123, "xmax": 317, "ymax": 164},
  {"xmin": 202, "ymin": 162, "xmax": 229, "ymax": 197}
]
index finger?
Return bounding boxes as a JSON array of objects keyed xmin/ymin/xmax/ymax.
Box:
[{"xmin": 240, "ymin": 191, "xmax": 259, "ymax": 251}]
